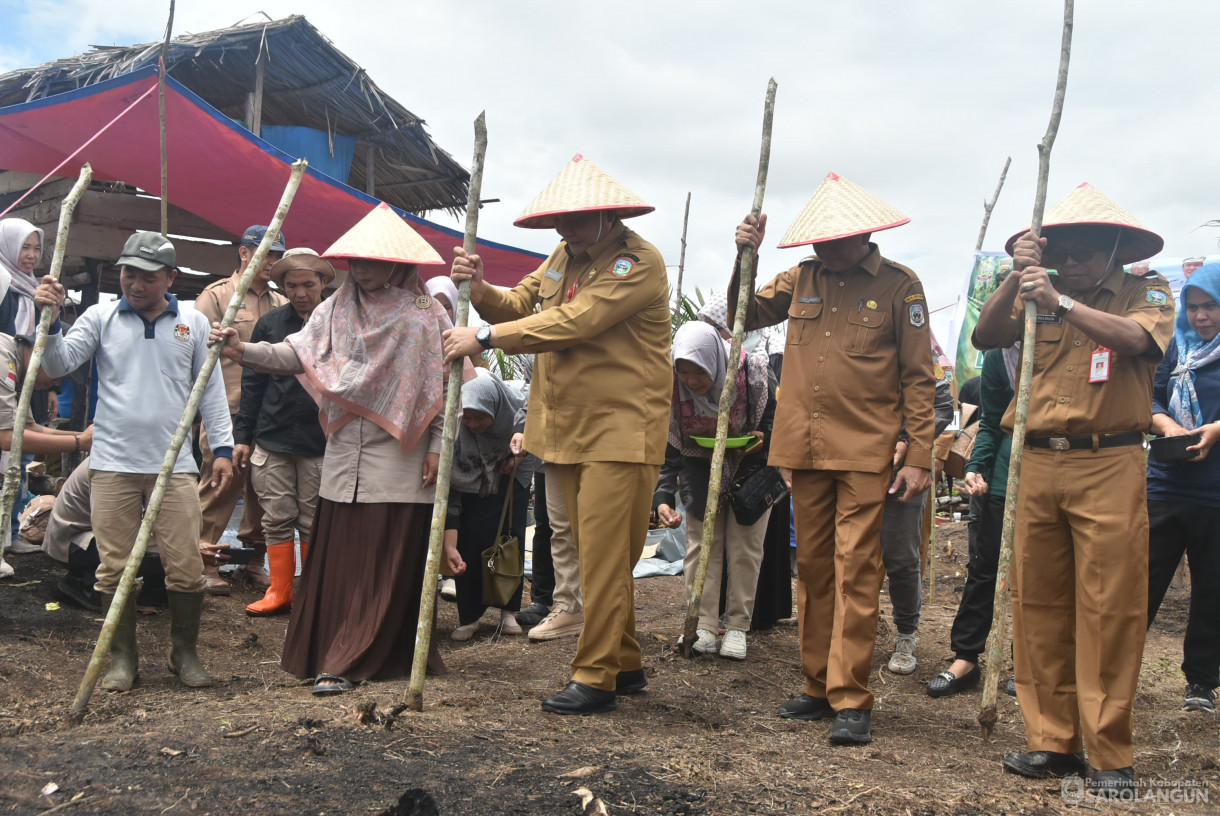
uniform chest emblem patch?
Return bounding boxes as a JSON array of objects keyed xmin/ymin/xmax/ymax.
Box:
[
  {"xmin": 415, "ymin": 295, "xmax": 434, "ymax": 310},
  {"xmin": 1146, "ymin": 289, "xmax": 1168, "ymax": 306},
  {"xmin": 173, "ymin": 323, "xmax": 191, "ymax": 341},
  {"xmin": 611, "ymin": 258, "xmax": 634, "ymax": 278},
  {"xmin": 3, "ymin": 363, "xmax": 16, "ymax": 391},
  {"xmin": 908, "ymin": 303, "xmax": 926, "ymax": 328}
]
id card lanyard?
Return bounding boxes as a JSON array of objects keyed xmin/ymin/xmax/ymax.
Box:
[{"xmin": 1089, "ymin": 346, "xmax": 1111, "ymax": 384}]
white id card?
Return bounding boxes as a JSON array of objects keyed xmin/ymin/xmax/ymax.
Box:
[{"xmin": 1089, "ymin": 347, "xmax": 1111, "ymax": 383}]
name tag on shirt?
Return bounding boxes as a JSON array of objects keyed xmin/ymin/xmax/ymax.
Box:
[
  {"xmin": 798, "ymin": 296, "xmax": 823, "ymax": 304},
  {"xmin": 545, "ymin": 268, "xmax": 563, "ymax": 281},
  {"xmin": 1089, "ymin": 346, "xmax": 1111, "ymax": 383},
  {"xmin": 1036, "ymin": 313, "xmax": 1062, "ymax": 324}
]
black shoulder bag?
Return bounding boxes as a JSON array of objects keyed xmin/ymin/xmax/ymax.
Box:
[{"xmin": 729, "ymin": 363, "xmax": 790, "ymax": 526}]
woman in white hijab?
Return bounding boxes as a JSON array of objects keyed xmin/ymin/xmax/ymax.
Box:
[{"xmin": 0, "ymin": 218, "xmax": 44, "ymax": 336}]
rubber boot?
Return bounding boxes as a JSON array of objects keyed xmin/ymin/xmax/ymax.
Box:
[
  {"xmin": 246, "ymin": 541, "xmax": 295, "ymax": 617},
  {"xmin": 166, "ymin": 591, "xmax": 213, "ymax": 688},
  {"xmin": 244, "ymin": 540, "xmax": 271, "ymax": 589},
  {"xmin": 99, "ymin": 592, "xmax": 138, "ymax": 691}
]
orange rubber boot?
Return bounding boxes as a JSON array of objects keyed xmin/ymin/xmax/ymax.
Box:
[{"xmin": 246, "ymin": 541, "xmax": 295, "ymax": 616}]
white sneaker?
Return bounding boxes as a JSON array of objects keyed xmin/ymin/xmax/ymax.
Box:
[
  {"xmin": 680, "ymin": 628, "xmax": 718, "ymax": 655},
  {"xmin": 719, "ymin": 629, "xmax": 747, "ymax": 660},
  {"xmin": 0, "ymin": 557, "xmax": 12, "ymax": 578},
  {"xmin": 887, "ymin": 633, "xmax": 918, "ymax": 674},
  {"xmin": 450, "ymin": 622, "xmax": 478, "ymax": 642},
  {"xmin": 499, "ymin": 609, "xmax": 522, "ymax": 636},
  {"xmin": 439, "ymin": 577, "xmax": 457, "ymax": 602}
]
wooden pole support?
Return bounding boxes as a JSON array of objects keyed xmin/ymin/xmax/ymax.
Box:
[
  {"xmin": 975, "ymin": 157, "xmax": 1012, "ymax": 253},
  {"xmin": 682, "ymin": 79, "xmax": 777, "ymax": 656},
  {"xmin": 407, "ymin": 112, "xmax": 487, "ymax": 712},
  {"xmin": 675, "ymin": 192, "xmax": 691, "ymax": 308}
]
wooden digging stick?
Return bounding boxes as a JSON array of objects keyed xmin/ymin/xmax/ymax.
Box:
[
  {"xmin": 675, "ymin": 191, "xmax": 691, "ymax": 308},
  {"xmin": 408, "ymin": 112, "xmax": 487, "ymax": 711},
  {"xmin": 158, "ymin": 0, "xmax": 175, "ymax": 236},
  {"xmin": 926, "ymin": 446, "xmax": 937, "ymax": 603},
  {"xmin": 0, "ymin": 164, "xmax": 92, "ymax": 570},
  {"xmin": 69, "ymin": 159, "xmax": 307, "ymax": 722},
  {"xmin": 682, "ymin": 79, "xmax": 776, "ymax": 656},
  {"xmin": 976, "ymin": 157, "xmax": 1012, "ymax": 253},
  {"xmin": 979, "ymin": 0, "xmax": 1074, "ymax": 742}
]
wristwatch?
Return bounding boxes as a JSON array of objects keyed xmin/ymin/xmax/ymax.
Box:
[
  {"xmin": 1055, "ymin": 294, "xmax": 1075, "ymax": 318},
  {"xmin": 476, "ymin": 326, "xmax": 494, "ymax": 350}
]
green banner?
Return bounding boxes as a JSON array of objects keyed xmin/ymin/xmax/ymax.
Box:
[{"xmin": 951, "ymin": 251, "xmax": 1013, "ymax": 385}]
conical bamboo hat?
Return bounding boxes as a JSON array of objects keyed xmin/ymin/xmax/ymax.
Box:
[
  {"xmin": 778, "ymin": 172, "xmax": 909, "ymax": 248},
  {"xmin": 322, "ymin": 202, "xmax": 443, "ymax": 265},
  {"xmin": 514, "ymin": 154, "xmax": 653, "ymax": 229},
  {"xmin": 1004, "ymin": 182, "xmax": 1163, "ymax": 264}
]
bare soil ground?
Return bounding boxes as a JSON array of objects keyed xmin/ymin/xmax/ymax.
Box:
[{"xmin": 0, "ymin": 522, "xmax": 1215, "ymax": 815}]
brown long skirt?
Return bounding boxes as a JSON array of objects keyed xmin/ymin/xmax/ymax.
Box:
[{"xmin": 281, "ymin": 499, "xmax": 445, "ymax": 682}]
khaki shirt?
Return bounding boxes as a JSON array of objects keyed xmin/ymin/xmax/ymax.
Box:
[
  {"xmin": 478, "ymin": 222, "xmax": 671, "ymax": 466},
  {"xmin": 195, "ymin": 272, "xmax": 287, "ymax": 414},
  {"xmin": 0, "ymin": 334, "xmax": 34, "ymax": 431},
  {"xmin": 728, "ymin": 245, "xmax": 936, "ymax": 473},
  {"xmin": 974, "ymin": 267, "xmax": 1175, "ymax": 436}
]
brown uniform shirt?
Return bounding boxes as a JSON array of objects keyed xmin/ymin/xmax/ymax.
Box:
[
  {"xmin": 728, "ymin": 245, "xmax": 936, "ymax": 473},
  {"xmin": 195, "ymin": 272, "xmax": 287, "ymax": 414},
  {"xmin": 974, "ymin": 267, "xmax": 1175, "ymax": 436},
  {"xmin": 478, "ymin": 222, "xmax": 671, "ymax": 466}
]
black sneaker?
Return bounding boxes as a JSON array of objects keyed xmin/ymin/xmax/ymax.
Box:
[
  {"xmin": 1006, "ymin": 675, "xmax": 1017, "ymax": 697},
  {"xmin": 55, "ymin": 575, "xmax": 102, "ymax": 612},
  {"xmin": 828, "ymin": 708, "xmax": 872, "ymax": 745},
  {"xmin": 1184, "ymin": 683, "xmax": 1216, "ymax": 712},
  {"xmin": 777, "ymin": 693, "xmax": 834, "ymax": 721},
  {"xmin": 515, "ymin": 602, "xmax": 551, "ymax": 627},
  {"xmin": 1089, "ymin": 766, "xmax": 1136, "ymax": 798}
]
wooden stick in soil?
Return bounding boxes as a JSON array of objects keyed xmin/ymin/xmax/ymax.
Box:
[
  {"xmin": 926, "ymin": 447, "xmax": 936, "ymax": 603},
  {"xmin": 682, "ymin": 79, "xmax": 776, "ymax": 657},
  {"xmin": 979, "ymin": 0, "xmax": 1074, "ymax": 742},
  {"xmin": 158, "ymin": 0, "xmax": 175, "ymax": 236},
  {"xmin": 0, "ymin": 164, "xmax": 92, "ymax": 571},
  {"xmin": 408, "ymin": 112, "xmax": 487, "ymax": 711},
  {"xmin": 975, "ymin": 156, "xmax": 1012, "ymax": 252},
  {"xmin": 69, "ymin": 159, "xmax": 307, "ymax": 722},
  {"xmin": 675, "ymin": 191, "xmax": 691, "ymax": 308}
]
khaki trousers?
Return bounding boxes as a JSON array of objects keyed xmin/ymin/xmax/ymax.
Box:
[
  {"xmin": 553, "ymin": 461, "xmax": 658, "ymax": 691},
  {"xmin": 198, "ymin": 422, "xmax": 263, "ymax": 547},
  {"xmin": 545, "ymin": 464, "xmax": 582, "ymax": 613},
  {"xmin": 90, "ymin": 470, "xmax": 205, "ymax": 594},
  {"xmin": 1012, "ymin": 446, "xmax": 1148, "ymax": 771},
  {"xmin": 249, "ymin": 446, "xmax": 323, "ymax": 543},
  {"xmin": 684, "ymin": 506, "xmax": 771, "ymax": 632},
  {"xmin": 792, "ymin": 468, "xmax": 890, "ymax": 711}
]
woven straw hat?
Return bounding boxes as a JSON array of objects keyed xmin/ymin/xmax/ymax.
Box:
[
  {"xmin": 514, "ymin": 154, "xmax": 653, "ymax": 229},
  {"xmin": 322, "ymin": 202, "xmax": 444, "ymax": 266},
  {"xmin": 1004, "ymin": 182, "xmax": 1163, "ymax": 264},
  {"xmin": 778, "ymin": 172, "xmax": 909, "ymax": 248},
  {"xmin": 270, "ymin": 247, "xmax": 337, "ymax": 288}
]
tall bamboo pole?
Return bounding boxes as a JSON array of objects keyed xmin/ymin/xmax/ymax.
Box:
[
  {"xmin": 682, "ymin": 79, "xmax": 776, "ymax": 656},
  {"xmin": 979, "ymin": 0, "xmax": 1074, "ymax": 742},
  {"xmin": 926, "ymin": 447, "xmax": 936, "ymax": 603},
  {"xmin": 69, "ymin": 159, "xmax": 307, "ymax": 722},
  {"xmin": 0, "ymin": 164, "xmax": 92, "ymax": 575},
  {"xmin": 158, "ymin": 0, "xmax": 175, "ymax": 236},
  {"xmin": 408, "ymin": 113, "xmax": 487, "ymax": 711},
  {"xmin": 675, "ymin": 192, "xmax": 691, "ymax": 308},
  {"xmin": 975, "ymin": 157, "xmax": 1012, "ymax": 252}
]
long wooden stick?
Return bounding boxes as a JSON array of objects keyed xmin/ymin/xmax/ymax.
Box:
[
  {"xmin": 926, "ymin": 447, "xmax": 936, "ymax": 603},
  {"xmin": 158, "ymin": 0, "xmax": 175, "ymax": 236},
  {"xmin": 69, "ymin": 159, "xmax": 307, "ymax": 722},
  {"xmin": 0, "ymin": 164, "xmax": 92, "ymax": 574},
  {"xmin": 975, "ymin": 157, "xmax": 1012, "ymax": 252},
  {"xmin": 682, "ymin": 79, "xmax": 776, "ymax": 656},
  {"xmin": 408, "ymin": 112, "xmax": 486, "ymax": 711},
  {"xmin": 675, "ymin": 192, "xmax": 691, "ymax": 308},
  {"xmin": 979, "ymin": 0, "xmax": 1074, "ymax": 742}
]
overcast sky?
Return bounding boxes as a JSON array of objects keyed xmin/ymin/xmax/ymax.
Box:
[{"xmin": 2, "ymin": 0, "xmax": 1218, "ymax": 338}]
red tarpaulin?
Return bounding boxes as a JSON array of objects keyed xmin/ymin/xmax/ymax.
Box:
[{"xmin": 0, "ymin": 66, "xmax": 545, "ymax": 285}]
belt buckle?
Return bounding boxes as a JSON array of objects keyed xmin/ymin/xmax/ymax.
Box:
[{"xmin": 1049, "ymin": 437, "xmax": 1070, "ymax": 451}]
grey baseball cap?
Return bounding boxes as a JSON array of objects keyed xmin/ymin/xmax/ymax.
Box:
[{"xmin": 116, "ymin": 231, "xmax": 177, "ymax": 272}]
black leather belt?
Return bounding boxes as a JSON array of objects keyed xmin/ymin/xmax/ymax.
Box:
[{"xmin": 1025, "ymin": 431, "xmax": 1145, "ymax": 451}]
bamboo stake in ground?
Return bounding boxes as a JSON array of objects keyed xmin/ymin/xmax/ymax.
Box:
[
  {"xmin": 682, "ymin": 79, "xmax": 776, "ymax": 657},
  {"xmin": 975, "ymin": 157, "xmax": 1012, "ymax": 252},
  {"xmin": 926, "ymin": 446, "xmax": 937, "ymax": 603},
  {"xmin": 979, "ymin": 0, "xmax": 1074, "ymax": 742},
  {"xmin": 0, "ymin": 164, "xmax": 92, "ymax": 574},
  {"xmin": 158, "ymin": 0, "xmax": 175, "ymax": 236},
  {"xmin": 675, "ymin": 192, "xmax": 691, "ymax": 308},
  {"xmin": 69, "ymin": 159, "xmax": 307, "ymax": 722},
  {"xmin": 408, "ymin": 112, "xmax": 487, "ymax": 712}
]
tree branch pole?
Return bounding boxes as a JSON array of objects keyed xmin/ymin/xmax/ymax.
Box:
[
  {"xmin": 926, "ymin": 446, "xmax": 936, "ymax": 603},
  {"xmin": 69, "ymin": 159, "xmax": 307, "ymax": 722},
  {"xmin": 975, "ymin": 157, "xmax": 1012, "ymax": 252},
  {"xmin": 158, "ymin": 0, "xmax": 175, "ymax": 236},
  {"xmin": 675, "ymin": 191, "xmax": 691, "ymax": 308},
  {"xmin": 979, "ymin": 0, "xmax": 1073, "ymax": 742},
  {"xmin": 0, "ymin": 164, "xmax": 92, "ymax": 573},
  {"xmin": 682, "ymin": 79, "xmax": 776, "ymax": 656},
  {"xmin": 408, "ymin": 112, "xmax": 486, "ymax": 712}
]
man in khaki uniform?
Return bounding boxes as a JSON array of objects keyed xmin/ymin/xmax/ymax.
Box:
[
  {"xmin": 444, "ymin": 155, "xmax": 671, "ymax": 714},
  {"xmin": 731, "ymin": 173, "xmax": 935, "ymax": 745},
  {"xmin": 195, "ymin": 225, "xmax": 287, "ymax": 593},
  {"xmin": 974, "ymin": 184, "xmax": 1174, "ymax": 796}
]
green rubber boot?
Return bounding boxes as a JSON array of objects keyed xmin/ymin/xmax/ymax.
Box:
[
  {"xmin": 99, "ymin": 592, "xmax": 138, "ymax": 691},
  {"xmin": 166, "ymin": 591, "xmax": 212, "ymax": 688}
]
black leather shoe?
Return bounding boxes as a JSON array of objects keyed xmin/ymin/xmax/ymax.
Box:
[
  {"xmin": 1089, "ymin": 767, "xmax": 1136, "ymax": 798},
  {"xmin": 828, "ymin": 708, "xmax": 872, "ymax": 745},
  {"xmin": 542, "ymin": 681, "xmax": 617, "ymax": 715},
  {"xmin": 516, "ymin": 602, "xmax": 551, "ymax": 627},
  {"xmin": 1005, "ymin": 675, "xmax": 1017, "ymax": 697},
  {"xmin": 777, "ymin": 693, "xmax": 834, "ymax": 721},
  {"xmin": 926, "ymin": 665, "xmax": 981, "ymax": 698},
  {"xmin": 615, "ymin": 668, "xmax": 648, "ymax": 695},
  {"xmin": 1002, "ymin": 751, "xmax": 1087, "ymax": 779}
]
